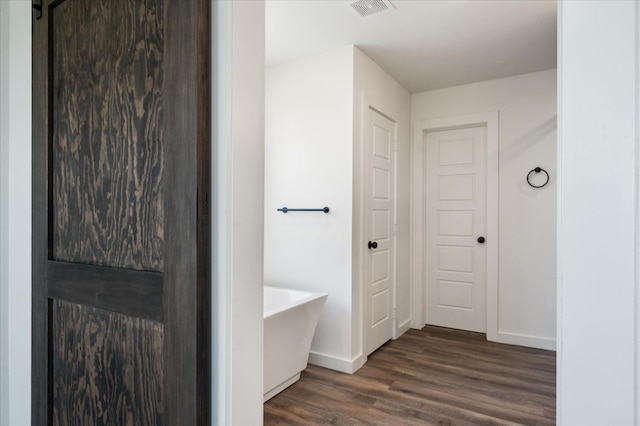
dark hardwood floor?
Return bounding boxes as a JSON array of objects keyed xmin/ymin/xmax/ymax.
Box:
[{"xmin": 264, "ymin": 326, "xmax": 556, "ymax": 425}]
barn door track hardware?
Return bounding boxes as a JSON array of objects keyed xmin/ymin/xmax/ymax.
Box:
[{"xmin": 33, "ymin": 0, "xmax": 42, "ymax": 20}]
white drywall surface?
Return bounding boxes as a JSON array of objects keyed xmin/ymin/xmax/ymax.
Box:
[
  {"xmin": 265, "ymin": 46, "xmax": 411, "ymax": 370},
  {"xmin": 558, "ymin": 1, "xmax": 638, "ymax": 424},
  {"xmin": 412, "ymin": 69, "xmax": 557, "ymax": 348},
  {"xmin": 212, "ymin": 1, "xmax": 266, "ymax": 424},
  {"xmin": 265, "ymin": 46, "xmax": 355, "ymax": 364},
  {"xmin": 352, "ymin": 48, "xmax": 412, "ymax": 353}
]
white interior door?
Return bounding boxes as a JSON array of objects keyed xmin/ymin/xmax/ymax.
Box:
[
  {"xmin": 364, "ymin": 108, "xmax": 396, "ymax": 356},
  {"xmin": 425, "ymin": 126, "xmax": 487, "ymax": 333}
]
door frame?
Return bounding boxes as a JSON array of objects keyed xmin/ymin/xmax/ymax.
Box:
[{"xmin": 410, "ymin": 112, "xmax": 499, "ymax": 341}]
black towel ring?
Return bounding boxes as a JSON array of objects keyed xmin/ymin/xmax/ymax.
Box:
[{"xmin": 527, "ymin": 167, "xmax": 549, "ymax": 188}]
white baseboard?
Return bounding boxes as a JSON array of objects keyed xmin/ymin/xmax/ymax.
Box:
[
  {"xmin": 263, "ymin": 373, "xmax": 300, "ymax": 403},
  {"xmin": 414, "ymin": 323, "xmax": 556, "ymax": 351},
  {"xmin": 395, "ymin": 318, "xmax": 412, "ymax": 338},
  {"xmin": 308, "ymin": 351, "xmax": 365, "ymax": 374},
  {"xmin": 489, "ymin": 331, "xmax": 556, "ymax": 351}
]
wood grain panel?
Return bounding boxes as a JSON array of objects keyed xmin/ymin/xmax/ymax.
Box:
[
  {"xmin": 162, "ymin": 0, "xmax": 211, "ymax": 423},
  {"xmin": 47, "ymin": 261, "xmax": 163, "ymax": 321},
  {"xmin": 51, "ymin": 0, "xmax": 165, "ymax": 271},
  {"xmin": 52, "ymin": 300, "xmax": 163, "ymax": 425},
  {"xmin": 264, "ymin": 326, "xmax": 556, "ymax": 425}
]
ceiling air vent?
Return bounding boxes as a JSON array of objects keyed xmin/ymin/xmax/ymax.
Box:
[{"xmin": 348, "ymin": 0, "xmax": 395, "ymax": 18}]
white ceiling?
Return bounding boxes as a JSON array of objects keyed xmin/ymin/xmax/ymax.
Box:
[{"xmin": 266, "ymin": 0, "xmax": 557, "ymax": 93}]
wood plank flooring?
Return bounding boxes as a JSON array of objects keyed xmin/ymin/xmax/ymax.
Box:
[{"xmin": 264, "ymin": 326, "xmax": 556, "ymax": 425}]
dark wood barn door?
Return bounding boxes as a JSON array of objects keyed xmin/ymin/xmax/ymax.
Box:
[{"xmin": 32, "ymin": 0, "xmax": 210, "ymax": 424}]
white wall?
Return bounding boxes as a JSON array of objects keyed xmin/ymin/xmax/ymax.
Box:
[
  {"xmin": 212, "ymin": 1, "xmax": 265, "ymax": 425},
  {"xmin": 0, "ymin": 1, "xmax": 32, "ymax": 424},
  {"xmin": 0, "ymin": 5, "xmax": 9, "ymax": 421},
  {"xmin": 352, "ymin": 49, "xmax": 412, "ymax": 356},
  {"xmin": 265, "ymin": 46, "xmax": 356, "ymax": 369},
  {"xmin": 558, "ymin": 1, "xmax": 638, "ymax": 424},
  {"xmin": 265, "ymin": 46, "xmax": 411, "ymax": 372},
  {"xmin": 412, "ymin": 69, "xmax": 557, "ymax": 349}
]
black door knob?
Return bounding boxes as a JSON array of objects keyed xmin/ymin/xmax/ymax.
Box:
[
  {"xmin": 368, "ymin": 241, "xmax": 378, "ymax": 250},
  {"xmin": 477, "ymin": 236, "xmax": 485, "ymax": 244}
]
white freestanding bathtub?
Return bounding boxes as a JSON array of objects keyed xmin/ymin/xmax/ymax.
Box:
[{"xmin": 263, "ymin": 285, "xmax": 328, "ymax": 402}]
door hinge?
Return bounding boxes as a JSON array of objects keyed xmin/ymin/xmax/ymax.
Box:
[
  {"xmin": 392, "ymin": 307, "xmax": 397, "ymax": 320},
  {"xmin": 394, "ymin": 140, "xmax": 398, "ymax": 152},
  {"xmin": 393, "ymin": 224, "xmax": 397, "ymax": 236},
  {"xmin": 33, "ymin": 0, "xmax": 42, "ymax": 20}
]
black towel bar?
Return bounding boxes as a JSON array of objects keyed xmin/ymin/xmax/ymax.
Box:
[{"xmin": 277, "ymin": 207, "xmax": 330, "ymax": 214}]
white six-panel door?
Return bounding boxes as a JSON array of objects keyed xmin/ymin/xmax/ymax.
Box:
[
  {"xmin": 364, "ymin": 108, "xmax": 396, "ymax": 356},
  {"xmin": 425, "ymin": 126, "xmax": 487, "ymax": 332}
]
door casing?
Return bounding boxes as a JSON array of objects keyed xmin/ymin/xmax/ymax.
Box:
[{"xmin": 411, "ymin": 112, "xmax": 499, "ymax": 341}]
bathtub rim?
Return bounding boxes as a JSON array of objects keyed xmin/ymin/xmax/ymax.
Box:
[{"xmin": 263, "ymin": 285, "xmax": 328, "ymax": 319}]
